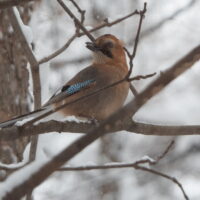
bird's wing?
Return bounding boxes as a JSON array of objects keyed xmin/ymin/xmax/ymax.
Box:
[
  {"xmin": 43, "ymin": 66, "xmax": 99, "ymax": 106},
  {"xmin": 44, "ymin": 79, "xmax": 96, "ymax": 106}
]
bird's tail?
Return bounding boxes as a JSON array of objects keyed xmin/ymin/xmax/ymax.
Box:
[{"xmin": 0, "ymin": 107, "xmax": 49, "ymax": 128}]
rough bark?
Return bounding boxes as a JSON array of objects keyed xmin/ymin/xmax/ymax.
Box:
[{"xmin": 0, "ymin": 5, "xmax": 33, "ymax": 180}]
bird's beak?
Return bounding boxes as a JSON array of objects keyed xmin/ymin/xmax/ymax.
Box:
[{"xmin": 85, "ymin": 42, "xmax": 101, "ymax": 52}]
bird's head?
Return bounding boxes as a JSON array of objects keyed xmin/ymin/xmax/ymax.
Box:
[{"xmin": 86, "ymin": 34, "xmax": 127, "ymax": 65}]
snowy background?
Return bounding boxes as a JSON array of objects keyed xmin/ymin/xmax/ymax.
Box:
[{"xmin": 3, "ymin": 0, "xmax": 200, "ymax": 199}]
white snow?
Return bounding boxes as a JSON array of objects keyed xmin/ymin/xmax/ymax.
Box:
[
  {"xmin": 0, "ymin": 157, "xmax": 49, "ymax": 199},
  {"xmin": 0, "ymin": 143, "xmax": 30, "ymax": 170},
  {"xmin": 26, "ymin": 63, "xmax": 34, "ymax": 111},
  {"xmin": 13, "ymin": 7, "xmax": 33, "ymax": 46},
  {"xmin": 60, "ymin": 115, "xmax": 92, "ymax": 123},
  {"xmin": 15, "ymin": 116, "xmax": 34, "ymax": 126},
  {"xmin": 140, "ymin": 155, "xmax": 155, "ymax": 163}
]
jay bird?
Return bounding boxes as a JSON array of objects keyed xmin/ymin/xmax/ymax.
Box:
[{"xmin": 0, "ymin": 34, "xmax": 129, "ymax": 128}]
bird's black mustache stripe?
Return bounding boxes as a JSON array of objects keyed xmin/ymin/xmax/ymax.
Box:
[{"xmin": 101, "ymin": 49, "xmax": 113, "ymax": 58}]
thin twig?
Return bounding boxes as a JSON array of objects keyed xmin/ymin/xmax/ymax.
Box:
[
  {"xmin": 135, "ymin": 166, "xmax": 189, "ymax": 200},
  {"xmin": 123, "ymin": 3, "xmax": 147, "ymax": 98},
  {"xmin": 38, "ymin": 34, "xmax": 77, "ymax": 64},
  {"xmin": 69, "ymin": 0, "xmax": 85, "ymax": 26},
  {"xmin": 128, "ymin": 72, "xmax": 156, "ymax": 81},
  {"xmin": 125, "ymin": 2, "xmax": 147, "ymax": 77},
  {"xmin": 69, "ymin": 0, "xmax": 85, "ymax": 34},
  {"xmin": 57, "ymin": 0, "xmax": 95, "ymax": 42},
  {"xmin": 153, "ymin": 140, "xmax": 175, "ymax": 164},
  {"xmin": 77, "ymin": 9, "xmax": 140, "ymax": 37}
]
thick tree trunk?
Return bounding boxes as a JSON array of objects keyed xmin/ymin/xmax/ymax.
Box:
[{"xmin": 0, "ymin": 6, "xmax": 33, "ymax": 180}]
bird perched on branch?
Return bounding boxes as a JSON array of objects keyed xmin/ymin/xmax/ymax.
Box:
[{"xmin": 0, "ymin": 34, "xmax": 129, "ymax": 128}]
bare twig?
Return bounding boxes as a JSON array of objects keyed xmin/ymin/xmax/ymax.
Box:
[
  {"xmin": 125, "ymin": 2, "xmax": 147, "ymax": 77},
  {"xmin": 69, "ymin": 0, "xmax": 85, "ymax": 34},
  {"xmin": 153, "ymin": 140, "xmax": 175, "ymax": 164},
  {"xmin": 77, "ymin": 9, "xmax": 140, "ymax": 37},
  {"xmin": 38, "ymin": 34, "xmax": 77, "ymax": 64},
  {"xmin": 0, "ymin": 0, "xmax": 34, "ymax": 9},
  {"xmin": 128, "ymin": 72, "xmax": 155, "ymax": 98},
  {"xmin": 123, "ymin": 3, "xmax": 147, "ymax": 98},
  {"xmin": 69, "ymin": 0, "xmax": 84, "ymax": 14},
  {"xmin": 69, "ymin": 0, "xmax": 85, "ymax": 23},
  {"xmin": 135, "ymin": 166, "xmax": 189, "ymax": 200},
  {"xmin": 57, "ymin": 0, "xmax": 95, "ymax": 42},
  {"xmin": 128, "ymin": 72, "xmax": 156, "ymax": 81}
]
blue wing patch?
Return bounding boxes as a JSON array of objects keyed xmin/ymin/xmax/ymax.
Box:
[{"xmin": 64, "ymin": 79, "xmax": 96, "ymax": 95}]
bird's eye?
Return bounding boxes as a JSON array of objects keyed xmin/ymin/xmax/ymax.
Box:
[{"xmin": 103, "ymin": 41, "xmax": 114, "ymax": 49}]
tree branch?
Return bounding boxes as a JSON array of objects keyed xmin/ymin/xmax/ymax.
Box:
[
  {"xmin": 2, "ymin": 118, "xmax": 200, "ymax": 141},
  {"xmin": 135, "ymin": 166, "xmax": 189, "ymax": 200},
  {"xmin": 57, "ymin": 0, "xmax": 95, "ymax": 42},
  {"xmin": 38, "ymin": 34, "xmax": 77, "ymax": 64}
]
